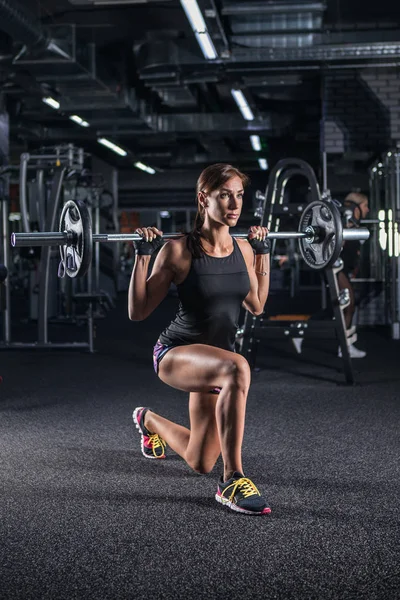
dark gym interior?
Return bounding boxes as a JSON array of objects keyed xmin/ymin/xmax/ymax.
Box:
[{"xmin": 1, "ymin": 1, "xmax": 399, "ymax": 599}]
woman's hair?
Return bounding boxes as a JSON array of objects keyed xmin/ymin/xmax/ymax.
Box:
[
  {"xmin": 344, "ymin": 192, "xmax": 368, "ymax": 206},
  {"xmin": 187, "ymin": 163, "xmax": 250, "ymax": 258}
]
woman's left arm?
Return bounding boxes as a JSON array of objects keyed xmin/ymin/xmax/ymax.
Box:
[{"xmin": 237, "ymin": 229, "xmax": 270, "ymax": 316}]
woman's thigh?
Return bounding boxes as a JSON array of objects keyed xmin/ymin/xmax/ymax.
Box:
[{"xmin": 157, "ymin": 344, "xmax": 251, "ymax": 393}]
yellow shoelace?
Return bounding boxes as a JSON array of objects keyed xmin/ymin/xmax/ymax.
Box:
[
  {"xmin": 224, "ymin": 477, "xmax": 261, "ymax": 501},
  {"xmin": 148, "ymin": 433, "xmax": 166, "ymax": 458}
]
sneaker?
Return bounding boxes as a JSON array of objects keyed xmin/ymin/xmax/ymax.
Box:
[
  {"xmin": 215, "ymin": 472, "xmax": 271, "ymax": 515},
  {"xmin": 338, "ymin": 344, "xmax": 367, "ymax": 359},
  {"xmin": 292, "ymin": 337, "xmax": 303, "ymax": 354},
  {"xmin": 132, "ymin": 406, "xmax": 167, "ymax": 459}
]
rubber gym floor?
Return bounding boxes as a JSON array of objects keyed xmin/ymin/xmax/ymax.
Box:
[{"xmin": 1, "ymin": 294, "xmax": 399, "ymax": 600}]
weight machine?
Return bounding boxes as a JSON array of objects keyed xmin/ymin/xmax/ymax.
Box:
[
  {"xmin": 369, "ymin": 150, "xmax": 400, "ymax": 339},
  {"xmin": 0, "ymin": 144, "xmax": 113, "ymax": 352},
  {"xmin": 238, "ymin": 158, "xmax": 363, "ymax": 385}
]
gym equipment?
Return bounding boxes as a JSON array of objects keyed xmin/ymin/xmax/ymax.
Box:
[
  {"xmin": 369, "ymin": 150, "xmax": 400, "ymax": 339},
  {"xmin": 239, "ymin": 157, "xmax": 369, "ymax": 384},
  {"xmin": 298, "ymin": 199, "xmax": 343, "ymax": 269},
  {"xmin": 0, "ymin": 264, "xmax": 7, "ymax": 283},
  {"xmin": 11, "ymin": 198, "xmax": 369, "ymax": 278}
]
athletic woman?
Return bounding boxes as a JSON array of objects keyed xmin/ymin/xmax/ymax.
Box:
[
  {"xmin": 338, "ymin": 192, "xmax": 369, "ymax": 358},
  {"xmin": 128, "ymin": 163, "xmax": 271, "ymax": 515}
]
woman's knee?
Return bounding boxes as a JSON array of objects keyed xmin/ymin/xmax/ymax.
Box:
[
  {"xmin": 188, "ymin": 457, "xmax": 217, "ymax": 475},
  {"xmin": 219, "ymin": 354, "xmax": 251, "ymax": 389}
]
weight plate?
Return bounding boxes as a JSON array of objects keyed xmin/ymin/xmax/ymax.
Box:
[
  {"xmin": 59, "ymin": 199, "xmax": 92, "ymax": 278},
  {"xmin": 298, "ymin": 199, "xmax": 343, "ymax": 270}
]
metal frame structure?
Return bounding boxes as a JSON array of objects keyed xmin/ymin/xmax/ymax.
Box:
[
  {"xmin": 369, "ymin": 150, "xmax": 400, "ymax": 339},
  {"xmin": 239, "ymin": 158, "xmax": 358, "ymax": 384},
  {"xmin": 0, "ymin": 145, "xmax": 97, "ymax": 351}
]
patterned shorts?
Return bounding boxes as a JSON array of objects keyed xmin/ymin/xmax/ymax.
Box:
[
  {"xmin": 152, "ymin": 340, "xmax": 175, "ymax": 374},
  {"xmin": 152, "ymin": 340, "xmax": 221, "ymax": 395}
]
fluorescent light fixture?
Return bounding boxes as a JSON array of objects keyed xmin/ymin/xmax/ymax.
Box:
[
  {"xmin": 258, "ymin": 158, "xmax": 268, "ymax": 170},
  {"xmin": 388, "ymin": 209, "xmax": 393, "ymax": 257},
  {"xmin": 42, "ymin": 97, "xmax": 60, "ymax": 110},
  {"xmin": 180, "ymin": 0, "xmax": 207, "ymax": 32},
  {"xmin": 378, "ymin": 210, "xmax": 387, "ymax": 251},
  {"xmin": 134, "ymin": 161, "xmax": 156, "ymax": 175},
  {"xmin": 160, "ymin": 211, "xmax": 171, "ymax": 218},
  {"xmin": 250, "ymin": 135, "xmax": 261, "ymax": 151},
  {"xmin": 231, "ymin": 89, "xmax": 254, "ymax": 121},
  {"xmin": 69, "ymin": 115, "xmax": 90, "ymax": 128},
  {"xmin": 97, "ymin": 138, "xmax": 127, "ymax": 157},
  {"xmin": 195, "ymin": 31, "xmax": 218, "ymax": 60},
  {"xmin": 180, "ymin": 0, "xmax": 218, "ymax": 60}
]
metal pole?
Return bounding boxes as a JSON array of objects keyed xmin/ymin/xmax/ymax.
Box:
[
  {"xmin": 1, "ymin": 176, "xmax": 11, "ymax": 342},
  {"xmin": 320, "ymin": 71, "xmax": 328, "ymax": 191},
  {"xmin": 95, "ymin": 195, "xmax": 100, "ymax": 290},
  {"xmin": 11, "ymin": 231, "xmax": 67, "ymax": 245},
  {"xmin": 38, "ymin": 167, "xmax": 66, "ymax": 344},
  {"xmin": 322, "ymin": 152, "xmax": 328, "ymax": 192},
  {"xmin": 87, "ymin": 218, "xmax": 94, "ymax": 354},
  {"xmin": 36, "ymin": 169, "xmax": 46, "ymax": 231},
  {"xmin": 394, "ymin": 151, "xmax": 400, "ymax": 339},
  {"xmin": 11, "ymin": 228, "xmax": 371, "ymax": 246},
  {"xmin": 19, "ymin": 153, "xmax": 30, "ymax": 233}
]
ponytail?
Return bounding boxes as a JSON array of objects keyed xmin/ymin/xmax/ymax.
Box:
[{"xmin": 187, "ymin": 209, "xmax": 205, "ymax": 258}]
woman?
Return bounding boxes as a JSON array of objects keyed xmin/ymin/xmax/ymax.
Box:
[
  {"xmin": 338, "ymin": 192, "xmax": 369, "ymax": 358},
  {"xmin": 128, "ymin": 163, "xmax": 271, "ymax": 515}
]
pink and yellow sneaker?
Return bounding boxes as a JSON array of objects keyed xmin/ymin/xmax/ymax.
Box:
[{"xmin": 132, "ymin": 407, "xmax": 167, "ymax": 459}]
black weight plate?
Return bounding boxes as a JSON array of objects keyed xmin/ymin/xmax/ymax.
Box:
[
  {"xmin": 59, "ymin": 200, "xmax": 92, "ymax": 278},
  {"xmin": 298, "ymin": 199, "xmax": 343, "ymax": 270}
]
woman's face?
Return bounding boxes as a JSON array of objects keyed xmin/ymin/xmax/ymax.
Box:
[
  {"xmin": 200, "ymin": 176, "xmax": 244, "ymax": 226},
  {"xmin": 359, "ymin": 199, "xmax": 369, "ymax": 219}
]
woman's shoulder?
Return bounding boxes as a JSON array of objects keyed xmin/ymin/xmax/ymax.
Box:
[
  {"xmin": 163, "ymin": 235, "xmax": 191, "ymax": 261},
  {"xmin": 235, "ymin": 236, "xmax": 251, "ymax": 253},
  {"xmin": 234, "ymin": 236, "xmax": 254, "ymax": 267}
]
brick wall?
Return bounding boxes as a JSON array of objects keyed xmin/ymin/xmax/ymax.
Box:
[
  {"xmin": 323, "ymin": 69, "xmax": 396, "ymax": 155},
  {"xmin": 360, "ymin": 68, "xmax": 400, "ymax": 144},
  {"xmin": 323, "ymin": 119, "xmax": 345, "ymax": 154}
]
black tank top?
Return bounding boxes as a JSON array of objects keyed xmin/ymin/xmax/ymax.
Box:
[{"xmin": 158, "ymin": 237, "xmax": 250, "ymax": 351}]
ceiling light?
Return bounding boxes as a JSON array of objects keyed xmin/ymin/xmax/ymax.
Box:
[
  {"xmin": 97, "ymin": 138, "xmax": 127, "ymax": 157},
  {"xmin": 195, "ymin": 32, "xmax": 218, "ymax": 60},
  {"xmin": 181, "ymin": 0, "xmax": 206, "ymax": 31},
  {"xmin": 231, "ymin": 89, "xmax": 254, "ymax": 121},
  {"xmin": 42, "ymin": 97, "xmax": 60, "ymax": 110},
  {"xmin": 180, "ymin": 0, "xmax": 218, "ymax": 60},
  {"xmin": 250, "ymin": 135, "xmax": 261, "ymax": 151},
  {"xmin": 69, "ymin": 115, "xmax": 90, "ymax": 128},
  {"xmin": 134, "ymin": 161, "xmax": 156, "ymax": 175},
  {"xmin": 258, "ymin": 158, "xmax": 268, "ymax": 170}
]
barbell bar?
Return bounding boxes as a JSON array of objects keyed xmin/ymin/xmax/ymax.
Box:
[
  {"xmin": 11, "ymin": 229, "xmax": 331, "ymax": 247},
  {"xmin": 10, "ymin": 198, "xmax": 370, "ymax": 277},
  {"xmin": 11, "ymin": 228, "xmax": 369, "ymax": 247}
]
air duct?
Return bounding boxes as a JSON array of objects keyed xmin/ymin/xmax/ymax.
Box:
[
  {"xmin": 0, "ymin": 0, "xmax": 73, "ymax": 61},
  {"xmin": 0, "ymin": 0, "xmax": 48, "ymax": 48}
]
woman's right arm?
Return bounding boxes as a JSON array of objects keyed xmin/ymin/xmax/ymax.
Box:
[{"xmin": 128, "ymin": 231, "xmax": 177, "ymax": 321}]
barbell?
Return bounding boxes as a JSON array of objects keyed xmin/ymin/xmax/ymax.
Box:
[{"xmin": 10, "ymin": 198, "xmax": 370, "ymax": 277}]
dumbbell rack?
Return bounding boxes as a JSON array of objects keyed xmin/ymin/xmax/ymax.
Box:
[{"xmin": 238, "ymin": 261, "xmax": 356, "ymax": 385}]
